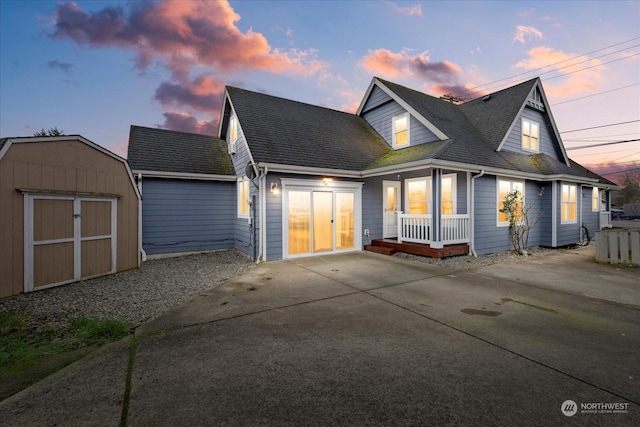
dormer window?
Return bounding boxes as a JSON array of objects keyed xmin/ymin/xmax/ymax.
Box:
[
  {"xmin": 392, "ymin": 113, "xmax": 410, "ymax": 148},
  {"xmin": 521, "ymin": 118, "xmax": 539, "ymax": 152}
]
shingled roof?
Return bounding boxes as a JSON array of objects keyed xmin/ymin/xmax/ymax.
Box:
[
  {"xmin": 222, "ymin": 78, "xmax": 613, "ymax": 185},
  {"xmin": 227, "ymin": 87, "xmax": 391, "ymax": 171},
  {"xmin": 127, "ymin": 125, "xmax": 234, "ymax": 176}
]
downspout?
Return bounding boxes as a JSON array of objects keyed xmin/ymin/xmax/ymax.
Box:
[
  {"xmin": 470, "ymin": 169, "xmax": 485, "ymax": 257},
  {"xmin": 256, "ymin": 166, "xmax": 268, "ymax": 264},
  {"xmin": 137, "ymin": 173, "xmax": 146, "ymax": 263}
]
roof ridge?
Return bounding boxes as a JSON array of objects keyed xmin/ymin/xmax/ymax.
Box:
[
  {"xmin": 130, "ymin": 124, "xmax": 221, "ymax": 139},
  {"xmin": 227, "ymin": 86, "xmax": 359, "ymax": 117}
]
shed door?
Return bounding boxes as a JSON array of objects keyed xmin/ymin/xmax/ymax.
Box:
[{"xmin": 24, "ymin": 195, "xmax": 117, "ymax": 292}]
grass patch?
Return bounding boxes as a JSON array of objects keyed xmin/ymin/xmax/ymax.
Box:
[{"xmin": 0, "ymin": 315, "xmax": 130, "ymax": 369}]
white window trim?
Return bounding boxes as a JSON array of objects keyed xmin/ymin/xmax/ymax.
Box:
[
  {"xmin": 521, "ymin": 118, "xmax": 539, "ymax": 153},
  {"xmin": 404, "ymin": 174, "xmax": 457, "ymax": 215},
  {"xmin": 237, "ymin": 176, "xmax": 250, "ymax": 218},
  {"xmin": 280, "ymin": 178, "xmax": 363, "ymax": 259},
  {"xmin": 228, "ymin": 115, "xmax": 239, "ymax": 154},
  {"xmin": 592, "ymin": 187, "xmax": 599, "ymax": 212},
  {"xmin": 561, "ymin": 182, "xmax": 577, "ymax": 224},
  {"xmin": 392, "ymin": 112, "xmax": 410, "ymax": 149},
  {"xmin": 496, "ymin": 177, "xmax": 525, "ymax": 227}
]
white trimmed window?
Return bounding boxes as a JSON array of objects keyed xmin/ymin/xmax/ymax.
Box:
[
  {"xmin": 392, "ymin": 112, "xmax": 410, "ymax": 148},
  {"xmin": 521, "ymin": 118, "xmax": 539, "ymax": 152},
  {"xmin": 405, "ymin": 175, "xmax": 456, "ymax": 215},
  {"xmin": 497, "ymin": 178, "xmax": 524, "ymax": 226},
  {"xmin": 561, "ymin": 183, "xmax": 577, "ymax": 223},
  {"xmin": 238, "ymin": 177, "xmax": 250, "ymax": 218},
  {"xmin": 229, "ymin": 115, "xmax": 239, "ymax": 154},
  {"xmin": 592, "ymin": 187, "xmax": 599, "ymax": 212}
]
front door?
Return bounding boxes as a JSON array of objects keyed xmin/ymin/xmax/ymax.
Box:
[{"xmin": 383, "ymin": 181, "xmax": 401, "ymax": 238}]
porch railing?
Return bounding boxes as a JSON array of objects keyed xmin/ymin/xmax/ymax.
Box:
[{"xmin": 398, "ymin": 214, "xmax": 470, "ymax": 245}]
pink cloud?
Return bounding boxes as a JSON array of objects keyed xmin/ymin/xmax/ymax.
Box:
[
  {"xmin": 514, "ymin": 46, "xmax": 604, "ymax": 98},
  {"xmin": 160, "ymin": 112, "xmax": 218, "ymax": 135},
  {"xmin": 513, "ymin": 25, "xmax": 543, "ymax": 43},
  {"xmin": 154, "ymin": 74, "xmax": 225, "ymax": 113},
  {"xmin": 49, "ymin": 1, "xmax": 330, "ymax": 137},
  {"xmin": 51, "ymin": 1, "xmax": 326, "ymax": 75},
  {"xmin": 361, "ymin": 48, "xmax": 473, "ymax": 99}
]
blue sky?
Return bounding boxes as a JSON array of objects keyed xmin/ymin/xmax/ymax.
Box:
[{"xmin": 1, "ymin": 0, "xmax": 638, "ymax": 173}]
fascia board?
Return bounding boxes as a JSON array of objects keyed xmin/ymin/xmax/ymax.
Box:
[
  {"xmin": 355, "ymin": 78, "xmax": 378, "ymax": 116},
  {"xmin": 133, "ymin": 170, "xmax": 237, "ymax": 181},
  {"xmin": 257, "ymin": 163, "xmax": 361, "ymax": 178},
  {"xmin": 535, "ymin": 79, "xmax": 571, "ymax": 166}
]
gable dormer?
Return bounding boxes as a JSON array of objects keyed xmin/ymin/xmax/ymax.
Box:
[
  {"xmin": 357, "ymin": 78, "xmax": 447, "ymax": 150},
  {"xmin": 495, "ymin": 79, "xmax": 570, "ymax": 166}
]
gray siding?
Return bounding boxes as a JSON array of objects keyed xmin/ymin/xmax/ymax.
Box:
[
  {"xmin": 537, "ymin": 182, "xmax": 553, "ymax": 247},
  {"xmin": 581, "ymin": 185, "xmax": 600, "ymax": 240},
  {"xmin": 473, "ymin": 176, "xmax": 549, "ymax": 254},
  {"xmin": 501, "ymin": 107, "xmax": 564, "ymax": 160},
  {"xmin": 556, "ymin": 182, "xmax": 580, "ymax": 246},
  {"xmin": 229, "ymin": 110, "xmax": 257, "ymax": 258},
  {"xmin": 361, "ymin": 92, "xmax": 440, "ymax": 148},
  {"xmin": 361, "ymin": 85, "xmax": 392, "ymax": 113},
  {"xmin": 473, "ymin": 175, "xmax": 511, "ymax": 254},
  {"xmin": 141, "ymin": 178, "xmax": 235, "ymax": 255}
]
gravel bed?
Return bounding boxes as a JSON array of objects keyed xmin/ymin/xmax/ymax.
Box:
[
  {"xmin": 395, "ymin": 246, "xmax": 557, "ymax": 270},
  {"xmin": 0, "ymin": 249, "xmax": 255, "ymax": 331}
]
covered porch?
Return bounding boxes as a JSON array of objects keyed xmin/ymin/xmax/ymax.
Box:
[{"xmin": 365, "ymin": 213, "xmax": 470, "ymax": 259}]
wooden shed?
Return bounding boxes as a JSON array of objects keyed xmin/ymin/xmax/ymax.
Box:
[{"xmin": 0, "ymin": 136, "xmax": 140, "ymax": 298}]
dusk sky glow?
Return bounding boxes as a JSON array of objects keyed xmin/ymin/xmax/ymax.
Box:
[{"xmin": 1, "ymin": 1, "xmax": 638, "ymax": 176}]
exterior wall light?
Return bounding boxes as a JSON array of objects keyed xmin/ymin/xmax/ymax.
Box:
[
  {"xmin": 270, "ymin": 182, "xmax": 280, "ymax": 195},
  {"xmin": 323, "ymin": 178, "xmax": 333, "ymax": 186}
]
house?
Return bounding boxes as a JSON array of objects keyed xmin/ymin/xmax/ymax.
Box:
[
  {"xmin": 132, "ymin": 76, "xmax": 617, "ymax": 262},
  {"xmin": 127, "ymin": 126, "xmax": 240, "ymax": 258},
  {"xmin": 0, "ymin": 135, "xmax": 140, "ymax": 298}
]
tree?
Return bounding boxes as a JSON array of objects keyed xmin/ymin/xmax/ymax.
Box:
[
  {"xmin": 612, "ymin": 169, "xmax": 640, "ymax": 207},
  {"xmin": 500, "ymin": 189, "xmax": 544, "ymax": 255},
  {"xmin": 33, "ymin": 127, "xmax": 64, "ymax": 137}
]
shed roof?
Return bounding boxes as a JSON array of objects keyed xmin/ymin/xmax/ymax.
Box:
[{"xmin": 127, "ymin": 125, "xmax": 234, "ymax": 176}]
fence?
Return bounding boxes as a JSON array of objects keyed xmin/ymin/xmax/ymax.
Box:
[{"xmin": 595, "ymin": 229, "xmax": 640, "ymax": 265}]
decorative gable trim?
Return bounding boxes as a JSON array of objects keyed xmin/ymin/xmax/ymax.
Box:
[
  {"xmin": 357, "ymin": 78, "xmax": 449, "ymax": 141},
  {"xmin": 495, "ymin": 78, "xmax": 570, "ymax": 166}
]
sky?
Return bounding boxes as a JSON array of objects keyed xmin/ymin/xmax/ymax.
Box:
[{"xmin": 1, "ymin": 0, "xmax": 638, "ymax": 179}]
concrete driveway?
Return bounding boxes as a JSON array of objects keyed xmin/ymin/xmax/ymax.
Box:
[{"xmin": 2, "ymin": 246, "xmax": 639, "ymax": 426}]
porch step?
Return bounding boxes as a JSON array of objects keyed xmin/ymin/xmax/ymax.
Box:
[
  {"xmin": 368, "ymin": 239, "xmax": 469, "ymax": 259},
  {"xmin": 364, "ymin": 244, "xmax": 397, "ymax": 256}
]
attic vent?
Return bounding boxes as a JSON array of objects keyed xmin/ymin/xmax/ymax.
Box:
[{"xmin": 482, "ymin": 95, "xmax": 491, "ymax": 102}]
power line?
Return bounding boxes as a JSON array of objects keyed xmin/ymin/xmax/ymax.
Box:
[
  {"xmin": 551, "ymin": 83, "xmax": 640, "ymax": 106},
  {"xmin": 543, "ymin": 52, "xmax": 640, "ymax": 82},
  {"xmin": 465, "ymin": 37, "xmax": 640, "ymax": 94},
  {"xmin": 565, "ymin": 138, "xmax": 640, "ymax": 150},
  {"xmin": 560, "ymin": 120, "xmax": 640, "ymax": 134},
  {"xmin": 600, "ymin": 167, "xmax": 640, "ymax": 176}
]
